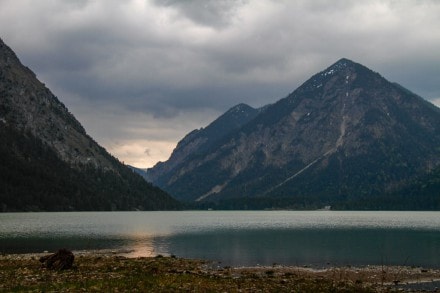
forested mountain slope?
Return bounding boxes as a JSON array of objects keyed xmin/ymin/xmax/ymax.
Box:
[{"xmin": 0, "ymin": 38, "xmax": 180, "ymax": 211}]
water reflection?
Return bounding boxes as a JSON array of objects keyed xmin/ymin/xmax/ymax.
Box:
[
  {"xmin": 0, "ymin": 232, "xmax": 166, "ymax": 258},
  {"xmin": 163, "ymin": 228, "xmax": 440, "ymax": 268},
  {"xmin": 1, "ymin": 211, "xmax": 439, "ymax": 268},
  {"xmin": 118, "ymin": 234, "xmax": 157, "ymax": 258}
]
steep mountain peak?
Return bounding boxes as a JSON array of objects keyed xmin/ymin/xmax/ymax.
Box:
[
  {"xmin": 1, "ymin": 37, "xmax": 180, "ymax": 211},
  {"xmin": 324, "ymin": 58, "xmax": 368, "ymax": 73},
  {"xmin": 147, "ymin": 102, "xmax": 259, "ymax": 183},
  {"xmin": 216, "ymin": 103, "xmax": 256, "ymax": 123},
  {"xmin": 226, "ymin": 103, "xmax": 254, "ymax": 112},
  {"xmin": 292, "ymin": 57, "xmax": 386, "ymax": 100},
  {"xmin": 321, "ymin": 58, "xmax": 352, "ymax": 75},
  {"xmin": 319, "ymin": 57, "xmax": 374, "ymax": 79},
  {"xmin": 0, "ymin": 37, "xmax": 100, "ymax": 168},
  {"xmin": 150, "ymin": 58, "xmax": 440, "ymax": 207},
  {"xmin": 333, "ymin": 57, "xmax": 355, "ymax": 66}
]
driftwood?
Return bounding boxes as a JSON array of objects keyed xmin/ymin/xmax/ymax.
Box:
[{"xmin": 39, "ymin": 249, "xmax": 75, "ymax": 270}]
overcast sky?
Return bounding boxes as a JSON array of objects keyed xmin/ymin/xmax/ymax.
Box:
[{"xmin": 1, "ymin": 0, "xmax": 439, "ymax": 168}]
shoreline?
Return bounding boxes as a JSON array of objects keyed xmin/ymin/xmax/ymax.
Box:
[
  {"xmin": 6, "ymin": 248, "xmax": 440, "ymax": 271},
  {"xmin": 2, "ymin": 251, "xmax": 440, "ymax": 292}
]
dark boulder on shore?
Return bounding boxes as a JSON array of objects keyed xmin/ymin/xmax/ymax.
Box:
[{"xmin": 39, "ymin": 249, "xmax": 74, "ymax": 270}]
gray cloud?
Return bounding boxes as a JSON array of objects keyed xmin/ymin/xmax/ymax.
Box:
[
  {"xmin": 153, "ymin": 0, "xmax": 247, "ymax": 28},
  {"xmin": 1, "ymin": 0, "xmax": 439, "ymax": 167}
]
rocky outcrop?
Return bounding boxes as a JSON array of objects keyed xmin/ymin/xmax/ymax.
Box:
[
  {"xmin": 0, "ymin": 38, "xmax": 113, "ymax": 170},
  {"xmin": 148, "ymin": 103, "xmax": 260, "ymax": 184}
]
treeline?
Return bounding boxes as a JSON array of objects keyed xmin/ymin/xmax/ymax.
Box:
[
  {"xmin": 188, "ymin": 165, "xmax": 440, "ymax": 211},
  {"xmin": 0, "ymin": 125, "xmax": 181, "ymax": 212},
  {"xmin": 189, "ymin": 190, "xmax": 440, "ymax": 211}
]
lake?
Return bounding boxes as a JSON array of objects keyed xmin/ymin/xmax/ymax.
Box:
[{"xmin": 0, "ymin": 211, "xmax": 439, "ymax": 268}]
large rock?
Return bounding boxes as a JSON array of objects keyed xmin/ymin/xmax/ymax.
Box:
[{"xmin": 39, "ymin": 249, "xmax": 75, "ymax": 270}]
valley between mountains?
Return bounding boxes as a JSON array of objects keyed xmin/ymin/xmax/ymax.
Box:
[{"xmin": 1, "ymin": 36, "xmax": 439, "ymax": 211}]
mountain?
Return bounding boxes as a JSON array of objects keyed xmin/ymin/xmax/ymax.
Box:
[
  {"xmin": 149, "ymin": 58, "xmax": 440, "ymax": 210},
  {"xmin": 147, "ymin": 103, "xmax": 260, "ymax": 184},
  {"xmin": 0, "ymin": 38, "xmax": 180, "ymax": 211},
  {"xmin": 128, "ymin": 165, "xmax": 149, "ymax": 181}
]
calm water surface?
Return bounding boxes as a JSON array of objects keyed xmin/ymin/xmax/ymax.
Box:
[{"xmin": 0, "ymin": 211, "xmax": 439, "ymax": 268}]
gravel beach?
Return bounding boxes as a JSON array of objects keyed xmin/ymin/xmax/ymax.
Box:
[{"xmin": 1, "ymin": 251, "xmax": 439, "ymax": 292}]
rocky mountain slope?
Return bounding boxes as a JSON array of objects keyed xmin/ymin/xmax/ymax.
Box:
[
  {"xmin": 149, "ymin": 58, "xmax": 440, "ymax": 209},
  {"xmin": 0, "ymin": 38, "xmax": 180, "ymax": 211},
  {"xmin": 148, "ymin": 103, "xmax": 260, "ymax": 183}
]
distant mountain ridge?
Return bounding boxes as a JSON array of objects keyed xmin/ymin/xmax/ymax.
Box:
[
  {"xmin": 0, "ymin": 38, "xmax": 180, "ymax": 211},
  {"xmin": 149, "ymin": 58, "xmax": 440, "ymax": 210}
]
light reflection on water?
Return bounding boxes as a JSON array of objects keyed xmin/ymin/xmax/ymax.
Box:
[
  {"xmin": 116, "ymin": 235, "xmax": 156, "ymax": 258},
  {"xmin": 0, "ymin": 211, "xmax": 439, "ymax": 267}
]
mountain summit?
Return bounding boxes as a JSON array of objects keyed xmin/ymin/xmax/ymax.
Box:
[
  {"xmin": 148, "ymin": 103, "xmax": 259, "ymax": 183},
  {"xmin": 0, "ymin": 38, "xmax": 180, "ymax": 211},
  {"xmin": 149, "ymin": 58, "xmax": 440, "ymax": 209}
]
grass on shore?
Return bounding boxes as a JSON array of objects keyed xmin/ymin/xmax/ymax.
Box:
[{"xmin": 1, "ymin": 253, "xmax": 437, "ymax": 292}]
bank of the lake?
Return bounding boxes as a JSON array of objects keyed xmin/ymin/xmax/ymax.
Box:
[{"xmin": 2, "ymin": 252, "xmax": 440, "ymax": 292}]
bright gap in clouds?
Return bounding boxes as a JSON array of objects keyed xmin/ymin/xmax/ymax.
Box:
[
  {"xmin": 109, "ymin": 140, "xmax": 175, "ymax": 169},
  {"xmin": 64, "ymin": 96, "xmax": 221, "ymax": 169}
]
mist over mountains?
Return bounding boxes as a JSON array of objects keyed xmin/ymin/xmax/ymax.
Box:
[{"xmin": 149, "ymin": 58, "xmax": 440, "ymax": 210}]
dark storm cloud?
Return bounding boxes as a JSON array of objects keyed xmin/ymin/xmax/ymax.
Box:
[{"xmin": 0, "ymin": 0, "xmax": 439, "ymax": 167}]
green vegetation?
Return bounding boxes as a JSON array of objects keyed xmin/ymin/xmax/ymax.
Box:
[
  {"xmin": 0, "ymin": 254, "xmax": 387, "ymax": 292},
  {"xmin": 0, "ymin": 125, "xmax": 181, "ymax": 211},
  {"xmin": 1, "ymin": 37, "xmax": 182, "ymax": 212}
]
